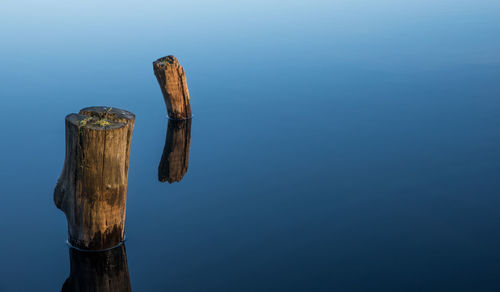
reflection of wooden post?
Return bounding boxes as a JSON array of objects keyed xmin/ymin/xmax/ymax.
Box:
[
  {"xmin": 61, "ymin": 245, "xmax": 131, "ymax": 292},
  {"xmin": 153, "ymin": 55, "xmax": 192, "ymax": 120},
  {"xmin": 158, "ymin": 119, "xmax": 192, "ymax": 183},
  {"xmin": 54, "ymin": 107, "xmax": 135, "ymax": 250}
]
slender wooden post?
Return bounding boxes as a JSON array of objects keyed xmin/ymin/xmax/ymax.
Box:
[
  {"xmin": 153, "ymin": 55, "xmax": 192, "ymax": 120},
  {"xmin": 158, "ymin": 119, "xmax": 192, "ymax": 183},
  {"xmin": 61, "ymin": 245, "xmax": 131, "ymax": 292},
  {"xmin": 54, "ymin": 106, "xmax": 135, "ymax": 250}
]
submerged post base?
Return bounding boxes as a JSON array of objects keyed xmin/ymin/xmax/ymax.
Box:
[
  {"xmin": 158, "ymin": 119, "xmax": 192, "ymax": 183},
  {"xmin": 62, "ymin": 244, "xmax": 131, "ymax": 292}
]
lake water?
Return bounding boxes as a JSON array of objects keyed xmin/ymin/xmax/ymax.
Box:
[{"xmin": 1, "ymin": 0, "xmax": 500, "ymax": 291}]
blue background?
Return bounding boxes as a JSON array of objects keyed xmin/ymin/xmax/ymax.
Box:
[{"xmin": 1, "ymin": 0, "xmax": 500, "ymax": 291}]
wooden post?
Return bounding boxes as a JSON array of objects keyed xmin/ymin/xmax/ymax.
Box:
[
  {"xmin": 61, "ymin": 244, "xmax": 131, "ymax": 292},
  {"xmin": 158, "ymin": 119, "xmax": 192, "ymax": 183},
  {"xmin": 153, "ymin": 55, "xmax": 192, "ymax": 120},
  {"xmin": 54, "ymin": 106, "xmax": 135, "ymax": 250}
]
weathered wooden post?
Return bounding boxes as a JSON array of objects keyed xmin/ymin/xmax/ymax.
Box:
[
  {"xmin": 153, "ymin": 55, "xmax": 192, "ymax": 120},
  {"xmin": 61, "ymin": 244, "xmax": 131, "ymax": 292},
  {"xmin": 158, "ymin": 119, "xmax": 192, "ymax": 183},
  {"xmin": 54, "ymin": 106, "xmax": 135, "ymax": 250}
]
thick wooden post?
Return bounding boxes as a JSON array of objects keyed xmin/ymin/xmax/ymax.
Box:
[
  {"xmin": 61, "ymin": 245, "xmax": 131, "ymax": 292},
  {"xmin": 54, "ymin": 106, "xmax": 135, "ymax": 250},
  {"xmin": 153, "ymin": 55, "xmax": 192, "ymax": 120},
  {"xmin": 158, "ymin": 119, "xmax": 192, "ymax": 183}
]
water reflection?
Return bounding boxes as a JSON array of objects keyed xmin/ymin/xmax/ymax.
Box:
[
  {"xmin": 61, "ymin": 245, "xmax": 131, "ymax": 292},
  {"xmin": 158, "ymin": 119, "xmax": 192, "ymax": 183}
]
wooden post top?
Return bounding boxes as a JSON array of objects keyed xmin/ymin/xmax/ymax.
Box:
[
  {"xmin": 64, "ymin": 106, "xmax": 135, "ymax": 131},
  {"xmin": 153, "ymin": 55, "xmax": 179, "ymax": 67}
]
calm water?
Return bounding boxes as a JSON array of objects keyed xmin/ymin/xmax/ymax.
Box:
[{"xmin": 1, "ymin": 0, "xmax": 500, "ymax": 291}]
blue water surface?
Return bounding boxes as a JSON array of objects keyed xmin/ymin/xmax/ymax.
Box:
[{"xmin": 0, "ymin": 0, "xmax": 500, "ymax": 291}]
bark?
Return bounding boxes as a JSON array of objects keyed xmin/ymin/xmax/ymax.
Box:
[
  {"xmin": 54, "ymin": 106, "xmax": 135, "ymax": 250},
  {"xmin": 158, "ymin": 119, "xmax": 192, "ymax": 183},
  {"xmin": 153, "ymin": 55, "xmax": 192, "ymax": 120},
  {"xmin": 61, "ymin": 245, "xmax": 131, "ymax": 292}
]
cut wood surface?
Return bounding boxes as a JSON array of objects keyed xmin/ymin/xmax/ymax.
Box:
[
  {"xmin": 158, "ymin": 119, "xmax": 192, "ymax": 183},
  {"xmin": 62, "ymin": 245, "xmax": 131, "ymax": 292},
  {"xmin": 54, "ymin": 106, "xmax": 135, "ymax": 250},
  {"xmin": 153, "ymin": 55, "xmax": 192, "ymax": 120}
]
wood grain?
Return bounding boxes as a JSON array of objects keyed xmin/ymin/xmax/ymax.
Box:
[
  {"xmin": 54, "ymin": 106, "xmax": 135, "ymax": 250},
  {"xmin": 153, "ymin": 55, "xmax": 192, "ymax": 120}
]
